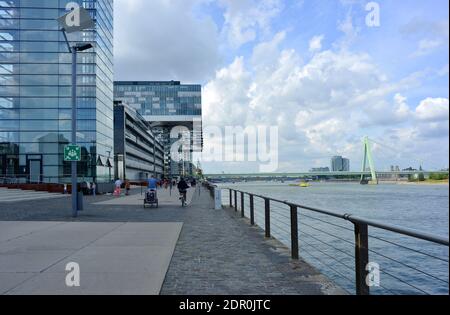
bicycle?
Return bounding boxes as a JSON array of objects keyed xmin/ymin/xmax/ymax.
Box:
[{"xmin": 179, "ymin": 190, "xmax": 187, "ymax": 207}]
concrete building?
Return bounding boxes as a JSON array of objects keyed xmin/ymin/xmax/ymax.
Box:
[
  {"xmin": 114, "ymin": 101, "xmax": 164, "ymax": 181},
  {"xmin": 114, "ymin": 81, "xmax": 203, "ymax": 178},
  {"xmin": 0, "ymin": 0, "xmax": 114, "ymax": 183}
]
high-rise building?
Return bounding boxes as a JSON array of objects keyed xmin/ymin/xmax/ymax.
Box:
[
  {"xmin": 114, "ymin": 81, "xmax": 202, "ymax": 177},
  {"xmin": 0, "ymin": 0, "xmax": 114, "ymax": 183},
  {"xmin": 331, "ymin": 156, "xmax": 350, "ymax": 172},
  {"xmin": 331, "ymin": 156, "xmax": 343, "ymax": 172},
  {"xmin": 342, "ymin": 158, "xmax": 350, "ymax": 172}
]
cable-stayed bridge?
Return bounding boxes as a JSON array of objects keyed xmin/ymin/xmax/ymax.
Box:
[
  {"xmin": 205, "ymin": 137, "xmax": 449, "ymax": 184},
  {"xmin": 205, "ymin": 170, "xmax": 449, "ymax": 179}
]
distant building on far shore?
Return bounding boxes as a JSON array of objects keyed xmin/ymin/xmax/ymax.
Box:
[
  {"xmin": 310, "ymin": 167, "xmax": 330, "ymax": 172},
  {"xmin": 331, "ymin": 156, "xmax": 350, "ymax": 172}
]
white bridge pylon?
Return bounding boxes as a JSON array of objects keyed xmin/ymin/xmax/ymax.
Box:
[{"xmin": 360, "ymin": 136, "xmax": 378, "ymax": 185}]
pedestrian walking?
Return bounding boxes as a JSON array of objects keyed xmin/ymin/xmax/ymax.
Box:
[
  {"xmin": 114, "ymin": 178, "xmax": 122, "ymax": 197},
  {"xmin": 125, "ymin": 179, "xmax": 131, "ymax": 196},
  {"xmin": 92, "ymin": 182, "xmax": 96, "ymax": 197}
]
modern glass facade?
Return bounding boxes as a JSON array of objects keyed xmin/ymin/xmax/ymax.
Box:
[
  {"xmin": 0, "ymin": 0, "xmax": 114, "ymax": 183},
  {"xmin": 114, "ymin": 81, "xmax": 201, "ymax": 118},
  {"xmin": 114, "ymin": 81, "xmax": 202, "ymax": 177}
]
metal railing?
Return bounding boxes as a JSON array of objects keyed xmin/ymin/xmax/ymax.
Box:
[{"xmin": 213, "ymin": 185, "xmax": 449, "ymax": 295}]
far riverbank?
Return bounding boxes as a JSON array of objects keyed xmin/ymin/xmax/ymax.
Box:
[{"xmin": 398, "ymin": 180, "xmax": 449, "ymax": 185}]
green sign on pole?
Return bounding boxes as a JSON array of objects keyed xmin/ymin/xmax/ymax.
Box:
[{"xmin": 64, "ymin": 145, "xmax": 81, "ymax": 162}]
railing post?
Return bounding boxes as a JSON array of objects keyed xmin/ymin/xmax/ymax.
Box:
[
  {"xmin": 354, "ymin": 222, "xmax": 370, "ymax": 295},
  {"xmin": 234, "ymin": 190, "xmax": 238, "ymax": 212},
  {"xmin": 290, "ymin": 205, "xmax": 299, "ymax": 260},
  {"xmin": 264, "ymin": 198, "xmax": 271, "ymax": 238},
  {"xmin": 229, "ymin": 189, "xmax": 232, "ymax": 207},
  {"xmin": 250, "ymin": 195, "xmax": 255, "ymax": 225},
  {"xmin": 241, "ymin": 192, "xmax": 245, "ymax": 218}
]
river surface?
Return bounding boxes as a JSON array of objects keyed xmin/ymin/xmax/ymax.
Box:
[{"xmin": 218, "ymin": 181, "xmax": 449, "ymax": 295}]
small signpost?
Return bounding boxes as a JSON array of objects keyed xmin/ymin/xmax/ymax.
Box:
[{"xmin": 64, "ymin": 145, "xmax": 82, "ymax": 162}]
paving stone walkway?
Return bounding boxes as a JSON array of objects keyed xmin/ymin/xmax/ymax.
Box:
[
  {"xmin": 160, "ymin": 188, "xmax": 343, "ymax": 295},
  {"xmin": 0, "ymin": 186, "xmax": 343, "ymax": 295}
]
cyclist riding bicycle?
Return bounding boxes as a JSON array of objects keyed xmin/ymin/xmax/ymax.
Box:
[{"xmin": 177, "ymin": 177, "xmax": 190, "ymax": 206}]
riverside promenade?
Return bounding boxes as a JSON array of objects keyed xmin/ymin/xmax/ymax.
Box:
[{"xmin": 0, "ymin": 186, "xmax": 343, "ymax": 295}]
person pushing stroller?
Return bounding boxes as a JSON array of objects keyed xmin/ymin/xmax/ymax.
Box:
[{"xmin": 144, "ymin": 175, "xmax": 159, "ymax": 208}]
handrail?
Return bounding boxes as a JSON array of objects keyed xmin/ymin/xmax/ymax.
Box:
[
  {"xmin": 224, "ymin": 187, "xmax": 449, "ymax": 246},
  {"xmin": 217, "ymin": 186, "xmax": 449, "ymax": 295},
  {"xmin": 345, "ymin": 215, "xmax": 449, "ymax": 246}
]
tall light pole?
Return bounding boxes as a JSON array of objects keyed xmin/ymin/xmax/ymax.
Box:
[{"xmin": 58, "ymin": 7, "xmax": 95, "ymax": 218}]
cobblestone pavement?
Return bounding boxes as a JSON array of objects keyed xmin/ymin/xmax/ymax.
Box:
[
  {"xmin": 160, "ymin": 188, "xmax": 342, "ymax": 295},
  {"xmin": 0, "ymin": 187, "xmax": 343, "ymax": 295}
]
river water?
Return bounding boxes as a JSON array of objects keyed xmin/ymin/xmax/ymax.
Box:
[{"xmin": 219, "ymin": 181, "xmax": 449, "ymax": 295}]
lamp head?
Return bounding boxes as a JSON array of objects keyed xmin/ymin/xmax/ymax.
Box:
[
  {"xmin": 75, "ymin": 43, "xmax": 93, "ymax": 52},
  {"xmin": 57, "ymin": 7, "xmax": 95, "ymax": 33}
]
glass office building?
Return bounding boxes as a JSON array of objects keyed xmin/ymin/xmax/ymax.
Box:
[
  {"xmin": 0, "ymin": 0, "xmax": 114, "ymax": 183},
  {"xmin": 114, "ymin": 81, "xmax": 202, "ymax": 177},
  {"xmin": 114, "ymin": 81, "xmax": 201, "ymax": 117}
]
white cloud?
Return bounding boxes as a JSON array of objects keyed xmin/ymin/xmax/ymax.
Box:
[
  {"xmin": 309, "ymin": 35, "xmax": 325, "ymax": 53},
  {"xmin": 219, "ymin": 0, "xmax": 283, "ymax": 48},
  {"xmin": 250, "ymin": 31, "xmax": 290, "ymax": 74},
  {"xmin": 394, "ymin": 94, "xmax": 412, "ymax": 119},
  {"xmin": 415, "ymin": 98, "xmax": 449, "ymax": 122},
  {"xmin": 114, "ymin": 0, "xmax": 220, "ymax": 82},
  {"xmin": 203, "ymin": 57, "xmax": 252, "ymax": 127},
  {"xmin": 336, "ymin": 11, "xmax": 359, "ymax": 49},
  {"xmin": 112, "ymin": 1, "xmax": 449, "ymax": 172},
  {"xmin": 201, "ymin": 29, "xmax": 449, "ymax": 172},
  {"xmin": 363, "ymin": 94, "xmax": 413, "ymax": 126}
]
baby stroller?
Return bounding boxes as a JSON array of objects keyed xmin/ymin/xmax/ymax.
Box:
[{"xmin": 144, "ymin": 189, "xmax": 159, "ymax": 208}]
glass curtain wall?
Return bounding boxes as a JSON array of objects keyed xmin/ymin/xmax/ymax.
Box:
[{"xmin": 0, "ymin": 0, "xmax": 114, "ymax": 183}]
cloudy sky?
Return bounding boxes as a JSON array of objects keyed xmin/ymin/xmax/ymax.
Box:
[{"xmin": 114, "ymin": 0, "xmax": 449, "ymax": 173}]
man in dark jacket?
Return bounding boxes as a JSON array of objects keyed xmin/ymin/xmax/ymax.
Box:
[{"xmin": 177, "ymin": 178, "xmax": 190, "ymax": 202}]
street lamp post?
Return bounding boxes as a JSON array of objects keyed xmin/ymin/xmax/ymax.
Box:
[{"xmin": 58, "ymin": 7, "xmax": 95, "ymax": 218}]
